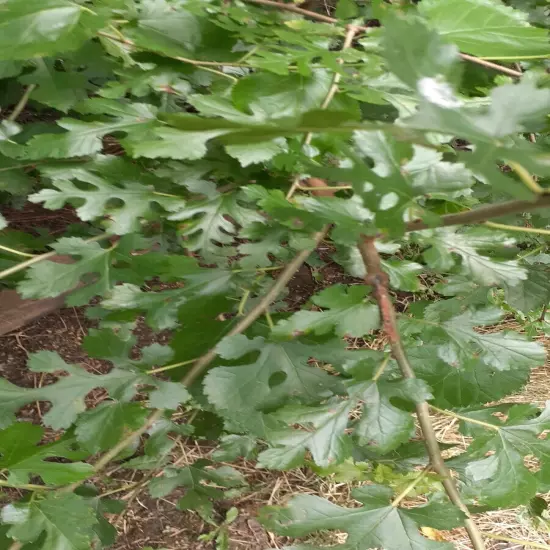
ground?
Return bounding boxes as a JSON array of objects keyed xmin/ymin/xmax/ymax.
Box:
[
  {"xmin": 0, "ymin": 205, "xmax": 549, "ymax": 550},
  {"xmin": 1, "ymin": 296, "xmax": 550, "ymax": 549}
]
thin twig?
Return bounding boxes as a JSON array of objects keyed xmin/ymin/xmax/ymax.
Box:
[
  {"xmin": 243, "ymin": 0, "xmax": 521, "ymax": 78},
  {"xmin": 244, "ymin": 0, "xmax": 338, "ymax": 24},
  {"xmin": 8, "ymin": 85, "xmax": 36, "ymax": 122},
  {"xmin": 286, "ymin": 24, "xmax": 358, "ymax": 200},
  {"xmin": 404, "ymin": 194, "xmax": 550, "ymax": 233},
  {"xmin": 458, "ymin": 53, "xmax": 522, "ymax": 77},
  {"xmin": 358, "ymin": 236, "xmax": 485, "ymax": 550}
]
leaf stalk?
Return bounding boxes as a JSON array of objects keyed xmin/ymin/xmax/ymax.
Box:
[{"xmin": 429, "ymin": 405, "xmax": 501, "ymax": 432}]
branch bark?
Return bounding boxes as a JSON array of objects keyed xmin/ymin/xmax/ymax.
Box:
[
  {"xmin": 358, "ymin": 236, "xmax": 486, "ymax": 550},
  {"xmin": 405, "ymin": 194, "xmax": 550, "ymax": 233}
]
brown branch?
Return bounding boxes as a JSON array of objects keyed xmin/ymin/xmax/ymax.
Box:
[
  {"xmin": 243, "ymin": 0, "xmax": 523, "ymax": 78},
  {"xmin": 458, "ymin": 53, "xmax": 522, "ymax": 77},
  {"xmin": 405, "ymin": 194, "xmax": 550, "ymax": 233},
  {"xmin": 358, "ymin": 236, "xmax": 486, "ymax": 550}
]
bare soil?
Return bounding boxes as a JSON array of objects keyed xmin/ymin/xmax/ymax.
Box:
[{"xmin": 0, "ymin": 204, "xmax": 548, "ymax": 550}]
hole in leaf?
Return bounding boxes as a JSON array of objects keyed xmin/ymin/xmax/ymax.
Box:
[
  {"xmin": 378, "ymin": 192, "xmax": 398, "ymax": 211},
  {"xmin": 268, "ymin": 371, "xmax": 287, "ymax": 388}
]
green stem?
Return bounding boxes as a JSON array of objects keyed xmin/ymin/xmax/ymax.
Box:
[
  {"xmin": 484, "ymin": 221, "xmax": 550, "ymax": 236},
  {"xmin": 146, "ymin": 357, "xmax": 198, "ymax": 375},
  {"xmin": 232, "ymin": 265, "xmax": 283, "ymax": 273},
  {"xmin": 429, "ymin": 405, "xmax": 500, "ymax": 432},
  {"xmin": 371, "ymin": 355, "xmax": 390, "ymax": 382},
  {"xmin": 152, "ymin": 191, "xmax": 183, "ymax": 199},
  {"xmin": 0, "ymin": 244, "xmax": 36, "ymax": 258},
  {"xmin": 0, "ymin": 480, "xmax": 51, "ymax": 491},
  {"xmin": 480, "ymin": 54, "xmax": 550, "ymax": 61},
  {"xmin": 99, "ymin": 481, "xmax": 143, "ymax": 498},
  {"xmin": 518, "ymin": 244, "xmax": 545, "ymax": 260},
  {"xmin": 237, "ymin": 289, "xmax": 251, "ymax": 316}
]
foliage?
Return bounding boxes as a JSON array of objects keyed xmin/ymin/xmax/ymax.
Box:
[{"xmin": 0, "ymin": 0, "xmax": 549, "ymax": 549}]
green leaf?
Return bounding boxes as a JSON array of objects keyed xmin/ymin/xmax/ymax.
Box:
[
  {"xmin": 504, "ymin": 261, "xmax": 550, "ymax": 313},
  {"xmin": 232, "ymin": 69, "xmax": 357, "ymax": 120},
  {"xmin": 24, "ymin": 101, "xmax": 157, "ymax": 159},
  {"xmin": 17, "ymin": 235, "xmax": 178, "ymax": 305},
  {"xmin": 408, "ymin": 346, "xmax": 531, "ymax": 408},
  {"xmin": 419, "ymin": 0, "xmax": 550, "ymax": 58},
  {"xmin": 19, "ymin": 59, "xmax": 90, "ymax": 113},
  {"xmin": 407, "ymin": 304, "xmax": 546, "ymax": 371},
  {"xmin": 260, "ymin": 484, "xmax": 464, "ymax": 550},
  {"xmin": 0, "ymin": 0, "xmax": 104, "ymax": 61},
  {"xmin": 2, "ymin": 493, "xmax": 98, "ymax": 550},
  {"xmin": 0, "ymin": 423, "xmax": 93, "ymax": 486},
  {"xmin": 258, "ymin": 399, "xmax": 353, "ymax": 469},
  {"xmin": 382, "ymin": 259, "xmax": 424, "ymax": 292},
  {"xmin": 149, "ymin": 460, "xmax": 247, "ymax": 518},
  {"xmin": 450, "ymin": 403, "xmax": 550, "ymax": 506},
  {"xmin": 75, "ymin": 402, "xmax": 150, "ymax": 453},
  {"xmin": 406, "ymin": 81, "xmax": 550, "ymax": 198},
  {"xmin": 273, "ymin": 285, "xmax": 380, "ymax": 338},
  {"xmin": 212, "ymin": 435, "xmax": 258, "ymax": 462},
  {"xmin": 17, "ymin": 237, "xmax": 117, "ymax": 303},
  {"xmin": 0, "ymin": 350, "xmax": 189, "ymax": 429},
  {"xmin": 225, "ymin": 138, "xmax": 288, "ymax": 167},
  {"xmin": 168, "ymin": 192, "xmax": 264, "ymax": 263},
  {"xmin": 420, "ymin": 227, "xmax": 527, "ymax": 286},
  {"xmin": 204, "ymin": 335, "xmax": 344, "ymax": 433},
  {"xmin": 382, "ymin": 14, "xmax": 460, "ymax": 90},
  {"xmin": 102, "ymin": 284, "xmax": 189, "ymax": 331},
  {"xmin": 350, "ymin": 378, "xmax": 432, "ymax": 453},
  {"xmin": 0, "ymin": 351, "xmax": 140, "ymax": 429},
  {"xmin": 127, "ymin": 0, "xmax": 236, "ymax": 61},
  {"xmin": 295, "ymin": 195, "xmax": 375, "ymax": 246},
  {"xmin": 335, "ymin": 0, "xmax": 359, "ymax": 19},
  {"xmin": 30, "ymin": 171, "xmax": 184, "ymax": 235}
]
